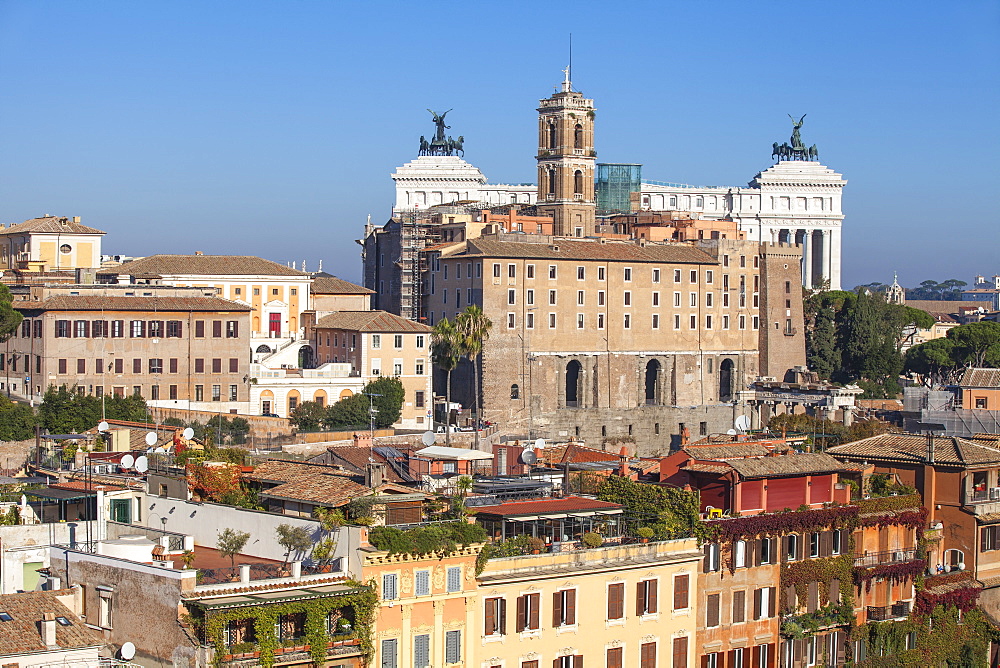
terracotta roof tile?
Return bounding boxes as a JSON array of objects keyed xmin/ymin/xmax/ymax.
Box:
[
  {"xmin": 472, "ymin": 496, "xmax": 623, "ymax": 517},
  {"xmin": 315, "ymin": 311, "xmax": 431, "ymax": 333},
  {"xmin": 100, "ymin": 254, "xmax": 307, "ymax": 277},
  {"xmin": 462, "ymin": 237, "xmax": 716, "ymax": 264},
  {"xmin": 21, "ymin": 295, "xmax": 250, "ymax": 312},
  {"xmin": 0, "ymin": 591, "xmax": 102, "ymax": 655},
  {"xmin": 725, "ymin": 452, "xmax": 848, "ymax": 479},
  {"xmin": 828, "ymin": 433, "xmax": 1000, "ymax": 467},
  {"xmin": 960, "ymin": 368, "xmax": 1000, "ymax": 388},
  {"xmin": 682, "ymin": 462, "xmax": 732, "ymax": 474},
  {"xmin": 259, "ymin": 472, "xmax": 370, "ymax": 507},
  {"xmin": 315, "ymin": 446, "xmax": 407, "ymax": 483},
  {"xmin": 0, "ymin": 216, "xmax": 105, "ymax": 236},
  {"xmin": 683, "ymin": 443, "xmax": 789, "ymax": 460},
  {"xmin": 311, "ymin": 275, "xmax": 374, "ymax": 295},
  {"xmin": 246, "ymin": 459, "xmax": 334, "ymax": 484}
]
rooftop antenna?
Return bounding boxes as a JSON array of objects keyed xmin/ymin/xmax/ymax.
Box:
[{"xmin": 561, "ymin": 34, "xmax": 573, "ymax": 93}]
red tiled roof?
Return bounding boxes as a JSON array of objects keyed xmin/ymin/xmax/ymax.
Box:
[
  {"xmin": 1, "ymin": 216, "xmax": 105, "ymax": 236},
  {"xmin": 23, "ymin": 295, "xmax": 251, "ymax": 312},
  {"xmin": 0, "ymin": 591, "xmax": 102, "ymax": 655},
  {"xmin": 311, "ymin": 275, "xmax": 374, "ymax": 295},
  {"xmin": 315, "ymin": 311, "xmax": 431, "ymax": 333},
  {"xmin": 50, "ymin": 481, "xmax": 126, "ymax": 492},
  {"xmin": 473, "ymin": 496, "xmax": 622, "ymax": 517},
  {"xmin": 960, "ymin": 368, "xmax": 1000, "ymax": 388},
  {"xmin": 100, "ymin": 254, "xmax": 307, "ymax": 277},
  {"xmin": 683, "ymin": 462, "xmax": 732, "ymax": 474}
]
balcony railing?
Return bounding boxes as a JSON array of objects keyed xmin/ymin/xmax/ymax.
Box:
[
  {"xmin": 968, "ymin": 488, "xmax": 1000, "ymax": 504},
  {"xmin": 854, "ymin": 548, "xmax": 918, "ymax": 568},
  {"xmin": 866, "ymin": 602, "xmax": 911, "ymax": 622}
]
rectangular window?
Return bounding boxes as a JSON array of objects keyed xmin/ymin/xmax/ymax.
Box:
[
  {"xmin": 636, "ymin": 579, "xmax": 657, "ymax": 615},
  {"xmin": 527, "ymin": 289, "xmax": 535, "ymax": 305},
  {"xmin": 577, "ymin": 290, "xmax": 584, "ymax": 305},
  {"xmin": 382, "ymin": 573, "xmax": 398, "ymax": 600},
  {"xmin": 552, "ymin": 589, "xmax": 576, "ymax": 627},
  {"xmin": 229, "ymin": 358, "xmax": 239, "ymax": 373},
  {"xmin": 76, "ymin": 358, "xmax": 85, "ymax": 373},
  {"xmin": 810, "ymin": 531, "xmax": 820, "ymax": 558},
  {"xmin": 55, "ymin": 320, "xmax": 70, "ymax": 337},
  {"xmin": 548, "ymin": 290, "xmax": 556, "ymax": 305},
  {"xmin": 526, "ymin": 313, "xmax": 534, "ymax": 329},
  {"xmin": 690, "ymin": 315, "xmax": 697, "ymax": 329},
  {"xmin": 548, "ymin": 265, "xmax": 557, "ymax": 279},
  {"xmin": 149, "ymin": 359, "xmax": 163, "ymax": 374},
  {"xmin": 598, "ymin": 266, "xmax": 606, "ymax": 281},
  {"xmin": 690, "ymin": 270, "xmax": 697, "ymax": 283},
  {"xmin": 706, "ymin": 270, "xmax": 714, "ymax": 284},
  {"xmin": 706, "ymin": 315, "xmax": 713, "ymax": 329},
  {"xmin": 508, "ymin": 289, "xmax": 516, "ymax": 305},
  {"xmin": 526, "ymin": 264, "xmax": 535, "ymax": 279},
  {"xmin": 674, "ymin": 314, "xmax": 680, "ymax": 330},
  {"xmin": 706, "ymin": 592, "xmax": 720, "ymax": 627},
  {"xmin": 132, "ymin": 358, "xmax": 142, "ymax": 374},
  {"xmin": 652, "ymin": 291, "xmax": 660, "ymax": 306},
  {"xmin": 607, "ymin": 647, "xmax": 623, "ymax": 668},
  {"xmin": 641, "ymin": 643, "xmax": 657, "ymax": 668},
  {"xmin": 508, "ymin": 264, "xmax": 516, "ymax": 278},
  {"xmin": 444, "ymin": 630, "xmax": 461, "ymax": 664},
  {"xmin": 446, "ymin": 566, "xmax": 461, "ymax": 593},
  {"xmin": 413, "ymin": 634, "xmax": 430, "ymax": 668},
  {"xmin": 485, "ymin": 597, "xmax": 506, "ymax": 636},
  {"xmin": 753, "ymin": 587, "xmax": 775, "ymax": 620},
  {"xmin": 597, "ymin": 313, "xmax": 604, "ymax": 329},
  {"xmin": 229, "ymin": 385, "xmax": 238, "ymax": 401},
  {"xmin": 652, "ymin": 314, "xmax": 659, "ymax": 329},
  {"xmin": 689, "ymin": 292, "xmax": 697, "ymax": 307},
  {"xmin": 577, "ymin": 314, "xmax": 584, "ymax": 329},
  {"xmin": 705, "ymin": 543, "xmax": 721, "ymax": 572},
  {"xmin": 674, "ymin": 292, "xmax": 681, "ymax": 307},
  {"xmin": 577, "ymin": 266, "xmax": 585, "ymax": 280},
  {"xmin": 673, "ymin": 574, "xmax": 689, "ymax": 610},
  {"xmin": 74, "ymin": 320, "xmax": 89, "ymax": 337},
  {"xmin": 607, "ymin": 582, "xmax": 624, "ymax": 620},
  {"xmin": 415, "ymin": 570, "xmax": 430, "ymax": 596},
  {"xmin": 492, "ymin": 263, "xmax": 500, "ymax": 278},
  {"xmin": 372, "ymin": 335, "xmax": 381, "ymax": 349},
  {"xmin": 130, "ymin": 320, "xmax": 145, "ymax": 338},
  {"xmin": 166, "ymin": 320, "xmax": 182, "ymax": 337},
  {"xmin": 507, "ymin": 313, "xmax": 515, "ymax": 329},
  {"xmin": 624, "ymin": 314, "xmax": 631, "ymax": 329},
  {"xmin": 226, "ymin": 321, "xmax": 239, "ymax": 338},
  {"xmin": 624, "ymin": 291, "xmax": 631, "ymax": 306},
  {"xmin": 212, "ymin": 358, "xmax": 222, "ymax": 373},
  {"xmin": 549, "ymin": 313, "xmax": 556, "ymax": 328},
  {"xmin": 195, "ymin": 358, "xmax": 205, "ymax": 373},
  {"xmin": 653, "ymin": 268, "xmax": 661, "ymax": 283},
  {"xmin": 114, "ymin": 358, "xmax": 123, "ymax": 374},
  {"xmin": 624, "ymin": 267, "xmax": 632, "ymax": 281},
  {"xmin": 733, "ymin": 589, "xmax": 746, "ymax": 623},
  {"xmin": 212, "ymin": 385, "xmax": 221, "ymax": 401},
  {"xmin": 706, "ymin": 292, "xmax": 713, "ymax": 307},
  {"xmin": 380, "ymin": 638, "xmax": 398, "ymax": 668},
  {"xmin": 148, "ymin": 320, "xmax": 163, "ymax": 338},
  {"xmin": 598, "ymin": 290, "xmax": 605, "ymax": 306},
  {"xmin": 516, "ymin": 593, "xmax": 540, "ymax": 631},
  {"xmin": 195, "ymin": 320, "xmax": 205, "ymax": 337},
  {"xmin": 212, "ymin": 321, "xmax": 223, "ymax": 337},
  {"xmin": 673, "ymin": 637, "xmax": 688, "ymax": 668},
  {"xmin": 99, "ymin": 590, "xmax": 113, "ymax": 629},
  {"xmin": 723, "ymin": 315, "xmax": 730, "ymax": 329}
]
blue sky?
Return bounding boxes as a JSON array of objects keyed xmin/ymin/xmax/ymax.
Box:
[{"xmin": 1, "ymin": 0, "xmax": 997, "ymax": 288}]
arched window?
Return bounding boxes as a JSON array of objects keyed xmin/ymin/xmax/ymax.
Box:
[
  {"xmin": 549, "ymin": 122, "xmax": 558, "ymax": 148},
  {"xmin": 645, "ymin": 360, "xmax": 661, "ymax": 405},
  {"xmin": 549, "ymin": 169, "xmax": 557, "ymax": 196},
  {"xmin": 719, "ymin": 358, "xmax": 735, "ymax": 402},
  {"xmin": 574, "ymin": 170, "xmax": 583, "ymax": 195},
  {"xmin": 946, "ymin": 549, "xmax": 965, "ymax": 572},
  {"xmin": 255, "ymin": 344, "xmax": 272, "ymax": 354},
  {"xmin": 574, "ymin": 124, "xmax": 583, "ymax": 149},
  {"xmin": 565, "ymin": 360, "xmax": 582, "ymax": 407},
  {"xmin": 510, "ymin": 384, "xmax": 520, "ymax": 400}
]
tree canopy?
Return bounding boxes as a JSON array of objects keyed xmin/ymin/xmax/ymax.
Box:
[
  {"xmin": 0, "ymin": 284, "xmax": 22, "ymax": 343},
  {"xmin": 289, "ymin": 377, "xmax": 406, "ymax": 432},
  {"xmin": 38, "ymin": 385, "xmax": 148, "ymax": 434},
  {"xmin": 905, "ymin": 321, "xmax": 1000, "ymax": 385}
]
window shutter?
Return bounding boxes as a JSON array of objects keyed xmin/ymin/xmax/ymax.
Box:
[
  {"xmin": 499, "ymin": 597, "xmax": 506, "ymax": 634},
  {"xmin": 829, "ymin": 579, "xmax": 840, "ymax": 605},
  {"xmin": 727, "ymin": 651, "xmax": 738, "ymax": 668},
  {"xmin": 516, "ymin": 595, "xmax": 527, "ymax": 632},
  {"xmin": 745, "ymin": 538, "xmax": 756, "ymax": 567},
  {"xmin": 835, "ymin": 633, "xmax": 847, "ymax": 666},
  {"xmin": 413, "ymin": 635, "xmax": 429, "ymax": 668},
  {"xmin": 703, "ymin": 543, "xmax": 714, "ymax": 572},
  {"xmin": 785, "ymin": 585, "xmax": 797, "ymax": 612},
  {"xmin": 753, "ymin": 588, "xmax": 762, "ymax": 620},
  {"xmin": 553, "ymin": 659, "xmax": 561, "ymax": 668},
  {"xmin": 553, "ymin": 591, "xmax": 564, "ymax": 627},
  {"xmin": 380, "ymin": 638, "xmax": 397, "ymax": 668},
  {"xmin": 781, "ymin": 536, "xmax": 789, "ymax": 562},
  {"xmin": 485, "ymin": 599, "xmax": 497, "ymax": 635},
  {"xmin": 529, "ymin": 593, "xmax": 539, "ymax": 630},
  {"xmin": 445, "ymin": 630, "xmax": 460, "ymax": 663},
  {"xmin": 573, "ymin": 656, "xmax": 583, "ymax": 668},
  {"xmin": 608, "ymin": 583, "xmax": 623, "ymax": 619},
  {"xmin": 821, "ymin": 531, "xmax": 832, "ymax": 557},
  {"xmin": 707, "ymin": 593, "xmax": 720, "ymax": 627},
  {"xmin": 674, "ymin": 574, "xmax": 689, "ymax": 610},
  {"xmin": 767, "ymin": 587, "xmax": 776, "ymax": 618},
  {"xmin": 732, "ymin": 589, "xmax": 745, "ymax": 623},
  {"xmin": 983, "ymin": 528, "xmax": 990, "ymax": 553},
  {"xmin": 700, "ymin": 656, "xmax": 711, "ymax": 668},
  {"xmin": 807, "ymin": 581, "xmax": 819, "ymax": 613},
  {"xmin": 752, "ymin": 645, "xmax": 761, "ymax": 668},
  {"xmin": 607, "ymin": 647, "xmax": 623, "ymax": 668},
  {"xmin": 641, "ymin": 643, "xmax": 656, "ymax": 668},
  {"xmin": 673, "ymin": 637, "xmax": 688, "ymax": 668},
  {"xmin": 565, "ymin": 589, "xmax": 576, "ymax": 625},
  {"xmin": 636, "ymin": 581, "xmax": 647, "ymax": 616},
  {"xmin": 647, "ymin": 580, "xmax": 658, "ymax": 613}
]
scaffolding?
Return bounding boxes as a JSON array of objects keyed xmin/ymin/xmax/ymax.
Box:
[{"xmin": 596, "ymin": 163, "xmax": 642, "ymax": 214}]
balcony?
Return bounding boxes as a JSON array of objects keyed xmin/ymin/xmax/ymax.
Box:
[
  {"xmin": 853, "ymin": 548, "xmax": 918, "ymax": 568},
  {"xmin": 866, "ymin": 602, "xmax": 911, "ymax": 622}
]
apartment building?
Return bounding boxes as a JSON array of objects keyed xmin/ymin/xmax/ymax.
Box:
[
  {"xmin": 422, "ymin": 234, "xmax": 805, "ymax": 452},
  {"xmin": 309, "ymin": 311, "xmax": 432, "ymax": 429},
  {"xmin": 476, "ymin": 538, "xmax": 702, "ymax": 668},
  {"xmin": 0, "ymin": 215, "xmax": 105, "ymax": 272},
  {"xmin": 5, "ymin": 284, "xmax": 250, "ymax": 410}
]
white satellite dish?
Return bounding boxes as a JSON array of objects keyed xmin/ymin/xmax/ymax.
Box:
[
  {"xmin": 134, "ymin": 456, "xmax": 149, "ymax": 474},
  {"xmin": 154, "ymin": 447, "xmax": 166, "ymax": 454},
  {"xmin": 734, "ymin": 415, "xmax": 751, "ymax": 432},
  {"xmin": 726, "ymin": 429, "xmax": 738, "ymax": 436},
  {"xmin": 120, "ymin": 454, "xmax": 135, "ymax": 469},
  {"xmin": 97, "ymin": 421, "xmax": 110, "ymax": 432},
  {"xmin": 182, "ymin": 427, "xmax": 195, "ymax": 440},
  {"xmin": 119, "ymin": 642, "xmax": 136, "ymax": 661},
  {"xmin": 534, "ymin": 438, "xmax": 545, "ymax": 450},
  {"xmin": 421, "ymin": 430, "xmax": 436, "ymax": 447},
  {"xmin": 145, "ymin": 432, "xmax": 158, "ymax": 446},
  {"xmin": 520, "ymin": 449, "xmax": 538, "ymax": 465}
]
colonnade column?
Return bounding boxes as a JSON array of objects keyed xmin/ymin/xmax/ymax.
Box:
[
  {"xmin": 821, "ymin": 229, "xmax": 832, "ymax": 289},
  {"xmin": 801, "ymin": 229, "xmax": 813, "ymax": 288}
]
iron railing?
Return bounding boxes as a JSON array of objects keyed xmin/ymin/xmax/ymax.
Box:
[{"xmin": 853, "ymin": 548, "xmax": 918, "ymax": 568}]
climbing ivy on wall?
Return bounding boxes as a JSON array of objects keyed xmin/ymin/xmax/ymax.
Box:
[
  {"xmin": 191, "ymin": 582, "xmax": 378, "ymax": 668},
  {"xmin": 781, "ymin": 554, "xmax": 856, "ymax": 614}
]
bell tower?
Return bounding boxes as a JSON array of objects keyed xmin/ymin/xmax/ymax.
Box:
[{"xmin": 536, "ymin": 68, "xmax": 596, "ymax": 236}]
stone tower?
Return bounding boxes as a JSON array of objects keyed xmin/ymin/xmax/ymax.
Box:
[
  {"xmin": 535, "ymin": 69, "xmax": 596, "ymax": 236},
  {"xmin": 886, "ymin": 273, "xmax": 906, "ymax": 305}
]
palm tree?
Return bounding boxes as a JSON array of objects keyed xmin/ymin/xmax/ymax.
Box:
[
  {"xmin": 456, "ymin": 305, "xmax": 493, "ymax": 451},
  {"xmin": 431, "ymin": 318, "xmax": 461, "ymax": 447}
]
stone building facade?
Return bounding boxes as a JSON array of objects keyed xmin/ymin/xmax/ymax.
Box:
[
  {"xmin": 422, "ymin": 235, "xmax": 805, "ymax": 453},
  {"xmin": 5, "ymin": 285, "xmax": 250, "ymax": 411}
]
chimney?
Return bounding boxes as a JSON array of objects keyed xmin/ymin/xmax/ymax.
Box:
[
  {"xmin": 353, "ymin": 432, "xmax": 373, "ymax": 449},
  {"xmin": 41, "ymin": 612, "xmax": 58, "ymax": 648},
  {"xmin": 194, "ymin": 251, "xmax": 204, "ymax": 256},
  {"xmin": 290, "ymin": 561, "xmax": 302, "ymax": 579},
  {"xmin": 926, "ymin": 433, "xmax": 935, "ymax": 464},
  {"xmin": 240, "ymin": 564, "xmax": 251, "ymax": 583},
  {"xmin": 73, "ymin": 216, "xmax": 81, "ymax": 223},
  {"xmin": 365, "ymin": 462, "xmax": 386, "ymax": 488}
]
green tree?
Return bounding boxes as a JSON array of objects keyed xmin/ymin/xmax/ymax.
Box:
[
  {"xmin": 947, "ymin": 321, "xmax": 1000, "ymax": 368},
  {"xmin": 904, "ymin": 338, "xmax": 962, "ymax": 385},
  {"xmin": 289, "ymin": 401, "xmax": 326, "ymax": 431},
  {"xmin": 216, "ymin": 528, "xmax": 250, "ymax": 569},
  {"xmin": 0, "ymin": 284, "xmax": 23, "ymax": 343},
  {"xmin": 455, "ymin": 305, "xmax": 493, "ymax": 450},
  {"xmin": 431, "ymin": 318, "xmax": 461, "ymax": 447},
  {"xmin": 0, "ymin": 395, "xmax": 37, "ymax": 440},
  {"xmin": 275, "ymin": 523, "xmax": 313, "ymax": 565},
  {"xmin": 365, "ymin": 376, "xmax": 405, "ymax": 428},
  {"xmin": 324, "ymin": 393, "xmax": 370, "ymax": 430}
]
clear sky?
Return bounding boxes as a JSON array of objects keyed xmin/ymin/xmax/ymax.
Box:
[{"xmin": 1, "ymin": 0, "xmax": 997, "ymax": 288}]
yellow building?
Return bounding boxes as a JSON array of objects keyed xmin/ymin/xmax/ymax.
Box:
[
  {"xmin": 0, "ymin": 215, "xmax": 105, "ymax": 272},
  {"xmin": 475, "ymin": 539, "xmax": 702, "ymax": 668},
  {"xmin": 365, "ymin": 544, "xmax": 482, "ymax": 668}
]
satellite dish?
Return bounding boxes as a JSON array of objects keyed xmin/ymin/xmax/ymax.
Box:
[
  {"xmin": 145, "ymin": 432, "xmax": 158, "ymax": 446},
  {"xmin": 726, "ymin": 429, "xmax": 738, "ymax": 436},
  {"xmin": 154, "ymin": 447, "xmax": 166, "ymax": 454},
  {"xmin": 134, "ymin": 456, "xmax": 149, "ymax": 473},
  {"xmin": 120, "ymin": 454, "xmax": 135, "ymax": 469},
  {"xmin": 421, "ymin": 430, "xmax": 436, "ymax": 447},
  {"xmin": 119, "ymin": 642, "xmax": 136, "ymax": 661},
  {"xmin": 98, "ymin": 421, "xmax": 110, "ymax": 432},
  {"xmin": 534, "ymin": 438, "xmax": 545, "ymax": 450},
  {"xmin": 520, "ymin": 449, "xmax": 538, "ymax": 465},
  {"xmin": 182, "ymin": 427, "xmax": 195, "ymax": 440},
  {"xmin": 734, "ymin": 415, "xmax": 751, "ymax": 432}
]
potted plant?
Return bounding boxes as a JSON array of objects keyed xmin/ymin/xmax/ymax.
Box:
[
  {"xmin": 179, "ymin": 550, "xmax": 196, "ymax": 569},
  {"xmin": 582, "ymin": 532, "xmax": 604, "ymax": 548},
  {"xmin": 527, "ymin": 537, "xmax": 546, "ymax": 554},
  {"xmin": 636, "ymin": 527, "xmax": 655, "ymax": 543}
]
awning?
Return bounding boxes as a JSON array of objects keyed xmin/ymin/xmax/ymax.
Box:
[
  {"xmin": 27, "ymin": 488, "xmax": 97, "ymax": 501},
  {"xmin": 189, "ymin": 583, "xmax": 365, "ymax": 610},
  {"xmin": 414, "ymin": 446, "xmax": 494, "ymax": 461}
]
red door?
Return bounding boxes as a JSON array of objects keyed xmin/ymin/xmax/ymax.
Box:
[{"xmin": 269, "ymin": 313, "xmax": 281, "ymax": 337}]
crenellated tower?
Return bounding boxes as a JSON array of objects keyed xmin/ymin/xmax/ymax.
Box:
[{"xmin": 535, "ymin": 69, "xmax": 596, "ymax": 236}]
